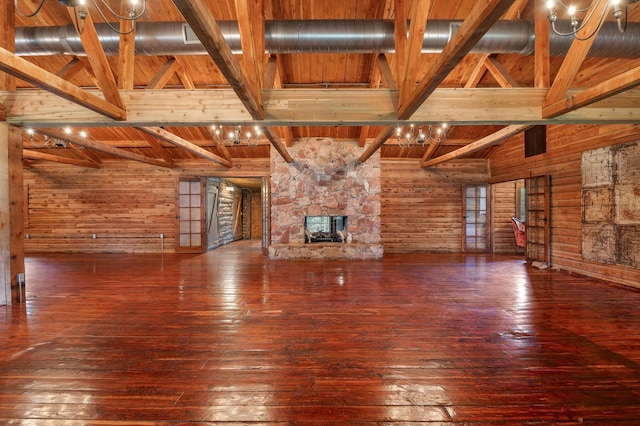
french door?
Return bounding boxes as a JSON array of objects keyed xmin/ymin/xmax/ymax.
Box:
[
  {"xmin": 463, "ymin": 184, "xmax": 490, "ymax": 252},
  {"xmin": 525, "ymin": 175, "xmax": 551, "ymax": 265},
  {"xmin": 176, "ymin": 178, "xmax": 205, "ymax": 253}
]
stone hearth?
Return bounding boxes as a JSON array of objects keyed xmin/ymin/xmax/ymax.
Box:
[{"xmin": 269, "ymin": 138, "xmax": 382, "ymax": 259}]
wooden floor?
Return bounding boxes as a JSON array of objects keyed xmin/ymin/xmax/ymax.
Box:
[{"xmin": 2, "ymin": 240, "xmax": 640, "ymax": 424}]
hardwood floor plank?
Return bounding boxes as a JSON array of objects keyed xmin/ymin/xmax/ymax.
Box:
[{"xmin": 2, "ymin": 240, "xmax": 640, "ymax": 423}]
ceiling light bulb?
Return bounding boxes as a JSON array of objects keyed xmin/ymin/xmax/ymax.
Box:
[
  {"xmin": 64, "ymin": 127, "xmax": 72, "ymax": 134},
  {"xmin": 79, "ymin": 130, "xmax": 87, "ymax": 138},
  {"xmin": 567, "ymin": 5, "xmax": 576, "ymax": 16},
  {"xmin": 546, "ymin": 0, "xmax": 555, "ymax": 9}
]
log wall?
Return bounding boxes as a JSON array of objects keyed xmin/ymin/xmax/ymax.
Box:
[
  {"xmin": 381, "ymin": 159, "xmax": 489, "ymax": 253},
  {"xmin": 490, "ymin": 124, "xmax": 640, "ymax": 288},
  {"xmin": 23, "ymin": 159, "xmax": 269, "ymax": 253}
]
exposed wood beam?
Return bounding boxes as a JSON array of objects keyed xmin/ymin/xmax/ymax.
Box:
[
  {"xmin": 136, "ymin": 126, "xmax": 233, "ymax": 167},
  {"xmin": 172, "ymin": 0, "xmax": 263, "ymax": 119},
  {"xmin": 359, "ymin": 127, "xmax": 370, "ymax": 147},
  {"xmin": 359, "ymin": 126, "xmax": 395, "ymax": 164},
  {"xmin": 5, "ymin": 87, "xmax": 640, "ymax": 127},
  {"xmin": 146, "ymin": 58, "xmax": 179, "ymax": 90},
  {"xmin": 23, "ymin": 149, "xmax": 101, "ymax": 168},
  {"xmin": 34, "ymin": 128, "xmax": 172, "ymax": 168},
  {"xmin": 174, "ymin": 57, "xmax": 196, "ymax": 89},
  {"xmin": 543, "ymin": 66, "xmax": 640, "ymax": 119},
  {"xmin": 208, "ymin": 128, "xmax": 233, "ymax": 163},
  {"xmin": 484, "ymin": 56, "xmax": 519, "ymax": 88},
  {"xmin": 263, "ymin": 126, "xmax": 293, "ymax": 163},
  {"xmin": 359, "ymin": 54, "xmax": 387, "ymax": 147},
  {"xmin": 72, "ymin": 144, "xmax": 103, "ymax": 164},
  {"xmin": 235, "ymin": 0, "xmax": 263, "ymax": 104},
  {"xmin": 378, "ymin": 54, "xmax": 397, "ymax": 90},
  {"xmin": 534, "ymin": 0, "xmax": 550, "ymax": 88},
  {"xmin": 280, "ymin": 126, "xmax": 293, "ymax": 147},
  {"xmin": 401, "ymin": 0, "xmax": 433, "ymax": 106},
  {"xmin": 0, "ymin": 48, "xmax": 126, "ymax": 121},
  {"xmin": 464, "ymin": 58, "xmax": 488, "ymax": 88},
  {"xmin": 136, "ymin": 131, "xmax": 176, "ymax": 165},
  {"xmin": 421, "ymin": 124, "xmax": 531, "ymax": 168},
  {"xmin": 263, "ymin": 55, "xmax": 292, "ymax": 148},
  {"xmin": 265, "ymin": 55, "xmax": 278, "ymax": 90},
  {"xmin": 56, "ymin": 57, "xmax": 86, "ymax": 80},
  {"xmin": 398, "ymin": 0, "xmax": 515, "ymax": 120},
  {"xmin": 543, "ymin": 0, "xmax": 609, "ymax": 107},
  {"xmin": 0, "ymin": 0, "xmax": 15, "ymax": 93},
  {"xmin": 117, "ymin": 7, "xmax": 136, "ymax": 91},
  {"xmin": 463, "ymin": 0, "xmax": 526, "ymax": 89},
  {"xmin": 394, "ymin": 0, "xmax": 407, "ymax": 93},
  {"xmin": 66, "ymin": 9, "xmax": 125, "ymax": 110},
  {"xmin": 421, "ymin": 138, "xmax": 444, "ymax": 163}
]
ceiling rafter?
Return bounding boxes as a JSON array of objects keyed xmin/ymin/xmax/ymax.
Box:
[
  {"xmin": 484, "ymin": 56, "xmax": 520, "ymax": 88},
  {"xmin": 421, "ymin": 124, "xmax": 531, "ymax": 168},
  {"xmin": 172, "ymin": 0, "xmax": 262, "ymax": 118},
  {"xmin": 400, "ymin": 0, "xmax": 433, "ymax": 107},
  {"xmin": 543, "ymin": 66, "xmax": 640, "ymax": 119},
  {"xmin": 173, "ymin": 57, "xmax": 196, "ymax": 89},
  {"xmin": 146, "ymin": 58, "xmax": 180, "ymax": 90},
  {"xmin": 23, "ymin": 148, "xmax": 101, "ymax": 168},
  {"xmin": 360, "ymin": 0, "xmax": 516, "ymax": 164},
  {"xmin": 359, "ymin": 0, "xmax": 394, "ymax": 148},
  {"xmin": 264, "ymin": 55, "xmax": 293, "ymax": 147},
  {"xmin": 1, "ymin": 0, "xmax": 15, "ymax": 93},
  {"xmin": 463, "ymin": 0, "xmax": 527, "ymax": 90},
  {"xmin": 56, "ymin": 57, "xmax": 85, "ymax": 80},
  {"xmin": 0, "ymin": 48, "xmax": 126, "ymax": 120},
  {"xmin": 542, "ymin": 0, "xmax": 609, "ymax": 109},
  {"xmin": 33, "ymin": 128, "xmax": 172, "ymax": 167},
  {"xmin": 235, "ymin": 0, "xmax": 264, "ymax": 104},
  {"xmin": 172, "ymin": 0, "xmax": 292, "ymax": 162},
  {"xmin": 66, "ymin": 8, "xmax": 125, "ymax": 110},
  {"xmin": 394, "ymin": 0, "xmax": 407, "ymax": 94},
  {"xmin": 136, "ymin": 126, "xmax": 233, "ymax": 167},
  {"xmin": 399, "ymin": 0, "xmax": 515, "ymax": 119},
  {"xmin": 117, "ymin": 11, "xmax": 135, "ymax": 90},
  {"xmin": 136, "ymin": 131, "xmax": 176, "ymax": 165},
  {"xmin": 534, "ymin": 0, "xmax": 550, "ymax": 88}
]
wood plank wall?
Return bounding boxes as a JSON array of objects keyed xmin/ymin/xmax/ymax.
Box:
[
  {"xmin": 490, "ymin": 123, "xmax": 640, "ymax": 288},
  {"xmin": 23, "ymin": 159, "xmax": 269, "ymax": 253},
  {"xmin": 381, "ymin": 159, "xmax": 489, "ymax": 253}
]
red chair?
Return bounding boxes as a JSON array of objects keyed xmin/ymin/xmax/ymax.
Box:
[{"xmin": 511, "ymin": 217, "xmax": 526, "ymax": 252}]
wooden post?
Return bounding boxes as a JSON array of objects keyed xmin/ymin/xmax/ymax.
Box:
[{"xmin": 0, "ymin": 123, "xmax": 25, "ymax": 304}]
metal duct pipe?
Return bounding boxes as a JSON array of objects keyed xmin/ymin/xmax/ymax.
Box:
[{"xmin": 14, "ymin": 19, "xmax": 640, "ymax": 58}]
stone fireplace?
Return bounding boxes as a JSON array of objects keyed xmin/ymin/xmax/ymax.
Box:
[{"xmin": 269, "ymin": 138, "xmax": 382, "ymax": 259}]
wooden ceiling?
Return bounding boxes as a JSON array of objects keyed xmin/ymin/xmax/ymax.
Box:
[{"xmin": 2, "ymin": 0, "xmax": 640, "ymax": 171}]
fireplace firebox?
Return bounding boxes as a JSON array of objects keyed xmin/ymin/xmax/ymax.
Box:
[{"xmin": 304, "ymin": 216, "xmax": 348, "ymax": 243}]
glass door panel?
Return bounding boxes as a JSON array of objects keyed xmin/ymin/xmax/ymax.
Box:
[{"xmin": 464, "ymin": 185, "xmax": 490, "ymax": 252}]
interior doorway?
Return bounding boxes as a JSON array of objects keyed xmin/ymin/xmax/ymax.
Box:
[
  {"xmin": 176, "ymin": 177, "xmax": 266, "ymax": 253},
  {"xmin": 491, "ymin": 179, "xmax": 525, "ymax": 254}
]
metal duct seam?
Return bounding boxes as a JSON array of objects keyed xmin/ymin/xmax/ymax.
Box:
[{"xmin": 14, "ymin": 19, "xmax": 640, "ymax": 58}]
